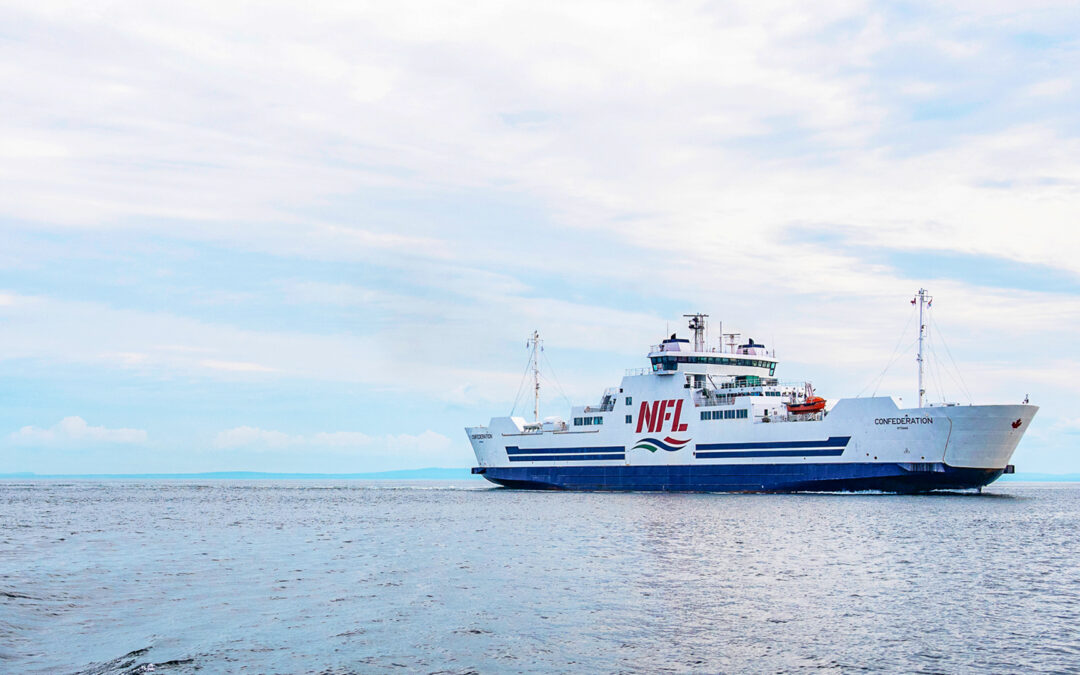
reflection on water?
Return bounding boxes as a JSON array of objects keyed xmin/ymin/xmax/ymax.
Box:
[{"xmin": 1, "ymin": 481, "xmax": 1078, "ymax": 673}]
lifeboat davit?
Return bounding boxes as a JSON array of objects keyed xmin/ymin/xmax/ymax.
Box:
[{"xmin": 786, "ymin": 396, "xmax": 826, "ymax": 415}]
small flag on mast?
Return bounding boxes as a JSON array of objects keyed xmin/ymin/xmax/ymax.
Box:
[{"xmin": 911, "ymin": 298, "xmax": 916, "ymax": 305}]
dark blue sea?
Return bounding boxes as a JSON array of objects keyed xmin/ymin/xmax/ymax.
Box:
[{"xmin": 2, "ymin": 481, "xmax": 1079, "ymax": 674}]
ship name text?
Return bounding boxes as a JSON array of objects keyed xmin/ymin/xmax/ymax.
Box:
[{"xmin": 874, "ymin": 416, "xmax": 934, "ymax": 425}]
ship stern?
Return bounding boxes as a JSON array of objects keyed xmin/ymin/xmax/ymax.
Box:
[{"xmin": 465, "ymin": 425, "xmax": 498, "ymax": 470}]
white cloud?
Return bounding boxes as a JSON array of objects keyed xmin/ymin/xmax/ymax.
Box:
[
  {"xmin": 1026, "ymin": 78, "xmax": 1073, "ymax": 98},
  {"xmin": 1051, "ymin": 417, "xmax": 1080, "ymax": 434},
  {"xmin": 0, "ymin": 287, "xmax": 661, "ymax": 403},
  {"xmin": 1, "ymin": 0, "xmax": 1079, "ymax": 472},
  {"xmin": 0, "ymin": 0, "xmax": 1075, "ymax": 301},
  {"xmin": 10, "ymin": 416, "xmax": 148, "ymax": 445},
  {"xmin": 198, "ymin": 359, "xmax": 277, "ymax": 373}
]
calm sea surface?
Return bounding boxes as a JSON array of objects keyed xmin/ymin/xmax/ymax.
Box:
[{"xmin": 2, "ymin": 480, "xmax": 1079, "ymax": 674}]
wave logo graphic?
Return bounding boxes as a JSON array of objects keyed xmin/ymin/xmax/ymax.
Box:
[{"xmin": 632, "ymin": 436, "xmax": 691, "ymax": 453}]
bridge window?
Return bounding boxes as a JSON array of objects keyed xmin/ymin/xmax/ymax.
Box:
[
  {"xmin": 625, "ymin": 415, "xmax": 632, "ymax": 424},
  {"xmin": 737, "ymin": 409, "xmax": 748, "ymax": 419},
  {"xmin": 625, "ymin": 397, "xmax": 632, "ymax": 405},
  {"xmin": 655, "ymin": 355, "xmax": 775, "ymax": 371}
]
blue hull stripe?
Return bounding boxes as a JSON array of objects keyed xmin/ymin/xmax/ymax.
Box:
[
  {"xmin": 696, "ymin": 436, "xmax": 851, "ymax": 451},
  {"xmin": 509, "ymin": 453, "xmax": 625, "ymax": 462},
  {"xmin": 506, "ymin": 445, "xmax": 624, "ymax": 455},
  {"xmin": 696, "ymin": 448, "xmax": 845, "ymax": 459},
  {"xmin": 474, "ymin": 462, "xmax": 1004, "ymax": 493}
]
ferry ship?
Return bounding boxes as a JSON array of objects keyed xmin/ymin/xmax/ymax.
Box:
[{"xmin": 466, "ymin": 291, "xmax": 1037, "ymax": 492}]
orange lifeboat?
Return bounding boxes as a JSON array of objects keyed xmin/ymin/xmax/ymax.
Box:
[{"xmin": 786, "ymin": 396, "xmax": 826, "ymax": 415}]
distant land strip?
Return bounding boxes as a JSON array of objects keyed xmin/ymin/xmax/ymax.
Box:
[
  {"xmin": 0, "ymin": 468, "xmax": 481, "ymax": 480},
  {"xmin": 0, "ymin": 470, "xmax": 1078, "ymax": 482}
]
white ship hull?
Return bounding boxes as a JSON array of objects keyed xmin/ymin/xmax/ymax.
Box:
[
  {"xmin": 467, "ymin": 378, "xmax": 1036, "ymax": 492},
  {"xmin": 467, "ymin": 305, "xmax": 1036, "ymax": 493}
]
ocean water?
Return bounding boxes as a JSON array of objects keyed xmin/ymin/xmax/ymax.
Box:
[{"xmin": 2, "ymin": 481, "xmax": 1079, "ymax": 674}]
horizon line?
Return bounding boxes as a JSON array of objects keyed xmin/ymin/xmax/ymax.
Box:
[
  {"xmin": 1, "ymin": 468, "xmax": 1079, "ymax": 482},
  {"xmin": 0, "ymin": 467, "xmax": 479, "ymax": 479}
]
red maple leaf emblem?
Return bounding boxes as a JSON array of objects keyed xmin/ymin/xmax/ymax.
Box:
[{"xmin": 1011, "ymin": 419, "xmax": 1022, "ymax": 429}]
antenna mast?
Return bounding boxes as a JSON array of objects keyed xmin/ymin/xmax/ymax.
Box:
[
  {"xmin": 916, "ymin": 288, "xmax": 931, "ymax": 408},
  {"xmin": 722, "ymin": 332, "xmax": 740, "ymax": 354},
  {"xmin": 684, "ymin": 314, "xmax": 708, "ymax": 352},
  {"xmin": 527, "ymin": 330, "xmax": 542, "ymax": 422}
]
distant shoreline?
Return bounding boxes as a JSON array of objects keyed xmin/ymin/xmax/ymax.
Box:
[
  {"xmin": 0, "ymin": 469, "xmax": 1077, "ymax": 482},
  {"xmin": 0, "ymin": 468, "xmax": 481, "ymax": 480}
]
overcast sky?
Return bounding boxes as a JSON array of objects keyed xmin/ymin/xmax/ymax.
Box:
[{"xmin": 1, "ymin": 0, "xmax": 1078, "ymax": 473}]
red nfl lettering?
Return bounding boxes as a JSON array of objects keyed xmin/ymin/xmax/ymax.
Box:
[
  {"xmin": 636, "ymin": 399, "xmax": 690, "ymax": 434},
  {"xmin": 636, "ymin": 401, "xmax": 660, "ymax": 433},
  {"xmin": 656, "ymin": 401, "xmax": 669, "ymax": 431},
  {"xmin": 670, "ymin": 399, "xmax": 688, "ymax": 432},
  {"xmin": 663, "ymin": 399, "xmax": 676, "ymax": 423}
]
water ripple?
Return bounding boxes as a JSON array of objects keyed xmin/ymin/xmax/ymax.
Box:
[{"xmin": 1, "ymin": 480, "xmax": 1078, "ymax": 673}]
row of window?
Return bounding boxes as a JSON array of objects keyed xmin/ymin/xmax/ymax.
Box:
[
  {"xmin": 573, "ymin": 416, "xmax": 604, "ymax": 426},
  {"xmin": 701, "ymin": 409, "xmax": 750, "ymax": 420},
  {"xmin": 651, "ymin": 356, "xmax": 776, "ymax": 376}
]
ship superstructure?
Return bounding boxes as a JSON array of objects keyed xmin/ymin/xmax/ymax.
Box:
[{"xmin": 466, "ymin": 294, "xmax": 1037, "ymax": 492}]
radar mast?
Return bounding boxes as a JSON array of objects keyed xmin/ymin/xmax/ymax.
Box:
[
  {"xmin": 684, "ymin": 313, "xmax": 709, "ymax": 352},
  {"xmin": 527, "ymin": 330, "xmax": 542, "ymax": 422},
  {"xmin": 915, "ymin": 289, "xmax": 932, "ymax": 408}
]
